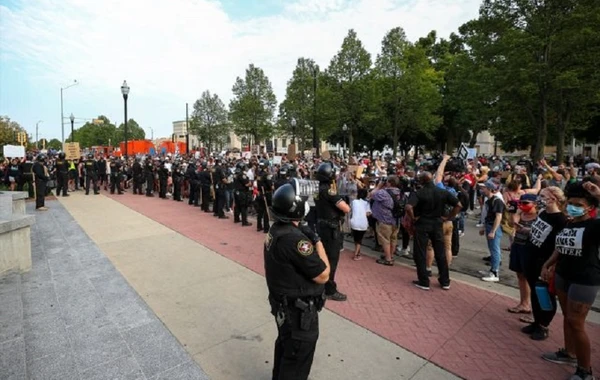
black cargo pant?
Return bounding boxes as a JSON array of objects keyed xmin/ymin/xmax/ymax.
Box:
[
  {"xmin": 17, "ymin": 175, "xmax": 34, "ymax": 198},
  {"xmin": 56, "ymin": 171, "xmax": 68, "ymax": 196},
  {"xmin": 85, "ymin": 173, "xmax": 98, "ymax": 194},
  {"xmin": 256, "ymin": 194, "xmax": 271, "ymax": 232},
  {"xmin": 317, "ymin": 221, "xmax": 342, "ymax": 295},
  {"xmin": 133, "ymin": 176, "xmax": 144, "ymax": 194},
  {"xmin": 35, "ymin": 180, "xmax": 46, "ymax": 209},
  {"xmin": 145, "ymin": 174, "xmax": 153, "ymax": 196},
  {"xmin": 110, "ymin": 174, "xmax": 122, "ymax": 194},
  {"xmin": 271, "ymin": 301, "xmax": 319, "ymax": 380},
  {"xmin": 233, "ymin": 191, "xmax": 249, "ymax": 223},
  {"xmin": 413, "ymin": 220, "xmax": 450, "ymax": 287},
  {"xmin": 200, "ymin": 186, "xmax": 210, "ymax": 210}
]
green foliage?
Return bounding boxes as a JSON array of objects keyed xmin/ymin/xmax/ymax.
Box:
[
  {"xmin": 229, "ymin": 64, "xmax": 277, "ymax": 145},
  {"xmin": 47, "ymin": 138, "xmax": 62, "ymax": 150},
  {"xmin": 191, "ymin": 90, "xmax": 230, "ymax": 154},
  {"xmin": 115, "ymin": 119, "xmax": 146, "ymax": 142},
  {"xmin": 67, "ymin": 115, "xmax": 145, "ymax": 148},
  {"xmin": 0, "ymin": 116, "xmax": 27, "ymax": 149}
]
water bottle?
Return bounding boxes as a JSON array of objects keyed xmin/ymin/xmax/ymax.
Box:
[{"xmin": 535, "ymin": 281, "xmax": 553, "ymax": 311}]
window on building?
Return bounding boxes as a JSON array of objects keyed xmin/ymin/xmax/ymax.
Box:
[{"xmin": 282, "ymin": 139, "xmax": 287, "ymax": 147}]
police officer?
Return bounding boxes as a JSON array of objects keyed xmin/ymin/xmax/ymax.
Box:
[
  {"xmin": 198, "ymin": 161, "xmax": 212, "ymax": 212},
  {"xmin": 172, "ymin": 161, "xmax": 183, "ymax": 202},
  {"xmin": 132, "ymin": 158, "xmax": 144, "ymax": 195},
  {"xmin": 84, "ymin": 153, "xmax": 100, "ymax": 195},
  {"xmin": 54, "ymin": 152, "xmax": 70, "ymax": 197},
  {"xmin": 274, "ymin": 164, "xmax": 293, "ymax": 190},
  {"xmin": 144, "ymin": 156, "xmax": 155, "ymax": 197},
  {"xmin": 32, "ymin": 154, "xmax": 49, "ymax": 210},
  {"xmin": 213, "ymin": 159, "xmax": 228, "ymax": 219},
  {"xmin": 185, "ymin": 160, "xmax": 197, "ymax": 205},
  {"xmin": 17, "ymin": 154, "xmax": 35, "ymax": 198},
  {"xmin": 109, "ymin": 157, "xmax": 123, "ymax": 194},
  {"xmin": 98, "ymin": 155, "xmax": 108, "ymax": 190},
  {"xmin": 256, "ymin": 161, "xmax": 273, "ymax": 233},
  {"xmin": 314, "ymin": 161, "xmax": 350, "ymax": 301},
  {"xmin": 233, "ymin": 162, "xmax": 253, "ymax": 226},
  {"xmin": 158, "ymin": 160, "xmax": 169, "ymax": 199},
  {"xmin": 265, "ymin": 182, "xmax": 330, "ymax": 380}
]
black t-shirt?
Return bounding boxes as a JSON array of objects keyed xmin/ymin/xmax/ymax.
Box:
[
  {"xmin": 484, "ymin": 196, "xmax": 505, "ymax": 225},
  {"xmin": 264, "ymin": 223, "xmax": 326, "ymax": 297},
  {"xmin": 407, "ymin": 183, "xmax": 459, "ymax": 223},
  {"xmin": 526, "ymin": 211, "xmax": 568, "ymax": 262},
  {"xmin": 555, "ymin": 218, "xmax": 600, "ymax": 286}
]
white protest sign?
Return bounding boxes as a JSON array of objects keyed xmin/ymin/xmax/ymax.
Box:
[
  {"xmin": 273, "ymin": 156, "xmax": 283, "ymax": 165},
  {"xmin": 2, "ymin": 144, "xmax": 25, "ymax": 158}
]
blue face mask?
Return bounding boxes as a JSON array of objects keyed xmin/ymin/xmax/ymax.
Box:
[{"xmin": 566, "ymin": 205, "xmax": 587, "ymax": 218}]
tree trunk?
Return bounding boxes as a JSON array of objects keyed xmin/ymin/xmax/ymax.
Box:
[
  {"xmin": 532, "ymin": 92, "xmax": 548, "ymax": 162},
  {"xmin": 468, "ymin": 130, "xmax": 478, "ymax": 148},
  {"xmin": 446, "ymin": 129, "xmax": 456, "ymax": 154},
  {"xmin": 349, "ymin": 125, "xmax": 354, "ymax": 157}
]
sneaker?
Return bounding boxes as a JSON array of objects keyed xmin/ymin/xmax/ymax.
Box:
[
  {"xmin": 476, "ymin": 223, "xmax": 484, "ymax": 228},
  {"xmin": 570, "ymin": 367, "xmax": 595, "ymax": 380},
  {"xmin": 542, "ymin": 348, "xmax": 577, "ymax": 366},
  {"xmin": 326, "ymin": 292, "xmax": 347, "ymax": 302},
  {"xmin": 441, "ymin": 284, "xmax": 450, "ymax": 290},
  {"xmin": 412, "ymin": 280, "xmax": 430, "ymax": 291},
  {"xmin": 482, "ymin": 256, "xmax": 491, "ymax": 262},
  {"xmin": 530, "ymin": 326, "xmax": 549, "ymax": 341},
  {"xmin": 458, "ymin": 231, "xmax": 465, "ymax": 237},
  {"xmin": 478, "ymin": 270, "xmax": 490, "ymax": 275},
  {"xmin": 521, "ymin": 323, "xmax": 538, "ymax": 334},
  {"xmin": 398, "ymin": 248, "xmax": 411, "ymax": 256},
  {"xmin": 481, "ymin": 272, "xmax": 499, "ymax": 282}
]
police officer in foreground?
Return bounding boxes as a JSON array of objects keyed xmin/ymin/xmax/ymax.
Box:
[
  {"xmin": 172, "ymin": 161, "xmax": 184, "ymax": 202},
  {"xmin": 132, "ymin": 158, "xmax": 144, "ymax": 195},
  {"xmin": 256, "ymin": 160, "xmax": 273, "ymax": 233},
  {"xmin": 265, "ymin": 181, "xmax": 330, "ymax": 380},
  {"xmin": 84, "ymin": 153, "xmax": 100, "ymax": 195},
  {"xmin": 198, "ymin": 161, "xmax": 212, "ymax": 212},
  {"xmin": 144, "ymin": 156, "xmax": 155, "ymax": 197},
  {"xmin": 17, "ymin": 154, "xmax": 35, "ymax": 198},
  {"xmin": 54, "ymin": 152, "xmax": 70, "ymax": 197},
  {"xmin": 314, "ymin": 161, "xmax": 350, "ymax": 301}
]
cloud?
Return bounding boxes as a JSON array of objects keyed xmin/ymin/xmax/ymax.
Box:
[{"xmin": 0, "ymin": 0, "xmax": 481, "ymax": 138}]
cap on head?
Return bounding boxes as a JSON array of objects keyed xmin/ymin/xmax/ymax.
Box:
[{"xmin": 484, "ymin": 179, "xmax": 500, "ymax": 191}]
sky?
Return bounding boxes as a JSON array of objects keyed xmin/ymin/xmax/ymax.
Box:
[{"xmin": 0, "ymin": 0, "xmax": 481, "ymax": 142}]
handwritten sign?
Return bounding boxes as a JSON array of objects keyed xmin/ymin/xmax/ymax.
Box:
[
  {"xmin": 287, "ymin": 144, "xmax": 296, "ymax": 158},
  {"xmin": 63, "ymin": 142, "xmax": 81, "ymax": 160}
]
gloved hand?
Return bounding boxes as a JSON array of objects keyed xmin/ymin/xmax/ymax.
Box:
[{"xmin": 298, "ymin": 222, "xmax": 320, "ymax": 245}]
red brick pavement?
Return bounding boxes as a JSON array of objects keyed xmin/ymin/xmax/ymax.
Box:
[{"xmin": 106, "ymin": 192, "xmax": 600, "ymax": 380}]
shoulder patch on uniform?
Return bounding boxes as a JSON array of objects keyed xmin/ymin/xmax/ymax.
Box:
[
  {"xmin": 328, "ymin": 188, "xmax": 336, "ymax": 196},
  {"xmin": 297, "ymin": 240, "xmax": 314, "ymax": 256},
  {"xmin": 265, "ymin": 233, "xmax": 273, "ymax": 250}
]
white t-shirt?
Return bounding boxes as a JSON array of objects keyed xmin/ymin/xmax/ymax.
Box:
[{"xmin": 350, "ymin": 199, "xmax": 371, "ymax": 231}]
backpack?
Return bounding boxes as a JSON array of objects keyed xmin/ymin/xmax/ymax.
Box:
[{"xmin": 385, "ymin": 189, "xmax": 406, "ymax": 219}]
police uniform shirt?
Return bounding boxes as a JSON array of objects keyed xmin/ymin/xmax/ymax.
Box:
[
  {"xmin": 109, "ymin": 161, "xmax": 119, "ymax": 174},
  {"xmin": 55, "ymin": 159, "xmax": 68, "ymax": 173},
  {"xmin": 315, "ymin": 184, "xmax": 344, "ymax": 221},
  {"xmin": 85, "ymin": 159, "xmax": 97, "ymax": 173},
  {"xmin": 264, "ymin": 224, "xmax": 326, "ymax": 296},
  {"xmin": 235, "ymin": 173, "xmax": 250, "ymax": 191}
]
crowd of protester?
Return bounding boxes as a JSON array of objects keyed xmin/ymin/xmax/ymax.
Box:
[{"xmin": 2, "ymin": 149, "xmax": 600, "ymax": 379}]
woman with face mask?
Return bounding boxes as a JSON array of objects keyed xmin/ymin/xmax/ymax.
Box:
[
  {"xmin": 520, "ymin": 187, "xmax": 567, "ymax": 341},
  {"xmin": 507, "ymin": 193, "xmax": 539, "ymax": 319},
  {"xmin": 540, "ymin": 182, "xmax": 600, "ymax": 380}
]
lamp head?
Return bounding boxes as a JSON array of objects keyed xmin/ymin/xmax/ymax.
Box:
[
  {"xmin": 69, "ymin": 113, "xmax": 74, "ymax": 122},
  {"xmin": 121, "ymin": 80, "xmax": 130, "ymax": 96}
]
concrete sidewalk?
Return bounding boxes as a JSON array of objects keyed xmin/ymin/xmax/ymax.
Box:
[
  {"xmin": 56, "ymin": 193, "xmax": 458, "ymax": 380},
  {"xmin": 0, "ymin": 200, "xmax": 208, "ymax": 380}
]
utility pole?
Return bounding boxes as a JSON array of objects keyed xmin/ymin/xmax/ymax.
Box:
[
  {"xmin": 313, "ymin": 66, "xmax": 319, "ymax": 156},
  {"xmin": 185, "ymin": 103, "xmax": 190, "ymax": 153},
  {"xmin": 36, "ymin": 120, "xmax": 43, "ymax": 149}
]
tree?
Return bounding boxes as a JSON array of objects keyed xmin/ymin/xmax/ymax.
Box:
[
  {"xmin": 69, "ymin": 115, "xmax": 117, "ymax": 148},
  {"xmin": 229, "ymin": 64, "xmax": 277, "ymax": 147},
  {"xmin": 0, "ymin": 116, "xmax": 27, "ymax": 149},
  {"xmin": 115, "ymin": 119, "xmax": 146, "ymax": 143},
  {"xmin": 190, "ymin": 90, "xmax": 230, "ymax": 154},
  {"xmin": 326, "ymin": 29, "xmax": 375, "ymax": 155},
  {"xmin": 47, "ymin": 138, "xmax": 62, "ymax": 151},
  {"xmin": 278, "ymin": 58, "xmax": 319, "ymax": 149}
]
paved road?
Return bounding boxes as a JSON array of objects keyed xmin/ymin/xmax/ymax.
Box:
[{"xmin": 100, "ymin": 191, "xmax": 600, "ymax": 380}]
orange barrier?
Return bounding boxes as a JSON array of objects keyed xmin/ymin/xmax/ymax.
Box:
[{"xmin": 119, "ymin": 140, "xmax": 155, "ymax": 155}]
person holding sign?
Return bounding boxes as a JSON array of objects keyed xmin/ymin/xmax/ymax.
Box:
[{"xmin": 540, "ymin": 182, "xmax": 600, "ymax": 380}]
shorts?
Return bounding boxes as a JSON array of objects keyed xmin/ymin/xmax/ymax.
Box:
[
  {"xmin": 376, "ymin": 222, "xmax": 399, "ymax": 248},
  {"xmin": 8, "ymin": 176, "xmax": 15, "ymax": 183},
  {"xmin": 554, "ymin": 273, "xmax": 600, "ymax": 305},
  {"xmin": 509, "ymin": 243, "xmax": 528, "ymax": 273},
  {"xmin": 351, "ymin": 229, "xmax": 366, "ymax": 244}
]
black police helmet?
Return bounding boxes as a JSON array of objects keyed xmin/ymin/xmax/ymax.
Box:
[
  {"xmin": 315, "ymin": 162, "xmax": 335, "ymax": 182},
  {"xmin": 26, "ymin": 154, "xmax": 33, "ymax": 161},
  {"xmin": 87, "ymin": 153, "xmax": 93, "ymax": 159},
  {"xmin": 36, "ymin": 153, "xmax": 47, "ymax": 161},
  {"xmin": 58, "ymin": 152, "xmax": 66, "ymax": 159},
  {"xmin": 270, "ymin": 182, "xmax": 307, "ymax": 223}
]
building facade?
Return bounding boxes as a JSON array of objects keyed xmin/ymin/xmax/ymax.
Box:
[{"xmin": 172, "ymin": 120, "xmax": 199, "ymax": 150}]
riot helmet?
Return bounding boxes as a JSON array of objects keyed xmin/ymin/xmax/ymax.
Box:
[
  {"xmin": 36, "ymin": 153, "xmax": 47, "ymax": 162},
  {"xmin": 315, "ymin": 161, "xmax": 335, "ymax": 183},
  {"xmin": 58, "ymin": 152, "xmax": 66, "ymax": 159},
  {"xmin": 87, "ymin": 153, "xmax": 93, "ymax": 159},
  {"xmin": 270, "ymin": 179, "xmax": 309, "ymax": 223}
]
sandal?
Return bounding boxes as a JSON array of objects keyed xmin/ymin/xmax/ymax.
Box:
[
  {"xmin": 519, "ymin": 315, "xmax": 535, "ymax": 324},
  {"xmin": 353, "ymin": 254, "xmax": 362, "ymax": 261},
  {"xmin": 508, "ymin": 307, "xmax": 532, "ymax": 314},
  {"xmin": 376, "ymin": 258, "xmax": 394, "ymax": 266}
]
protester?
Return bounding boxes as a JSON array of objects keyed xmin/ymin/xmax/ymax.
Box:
[{"xmin": 349, "ymin": 188, "xmax": 371, "ymax": 261}]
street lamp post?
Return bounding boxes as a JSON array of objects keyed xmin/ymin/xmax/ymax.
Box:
[
  {"xmin": 186, "ymin": 103, "xmax": 190, "ymax": 154},
  {"xmin": 36, "ymin": 120, "xmax": 43, "ymax": 149},
  {"xmin": 121, "ymin": 80, "xmax": 130, "ymax": 158},
  {"xmin": 291, "ymin": 118, "xmax": 297, "ymax": 145},
  {"xmin": 69, "ymin": 114, "xmax": 75, "ymax": 142},
  {"xmin": 342, "ymin": 123, "xmax": 348, "ymax": 159},
  {"xmin": 60, "ymin": 80, "xmax": 78, "ymax": 146},
  {"xmin": 312, "ymin": 67, "xmax": 319, "ymax": 156}
]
